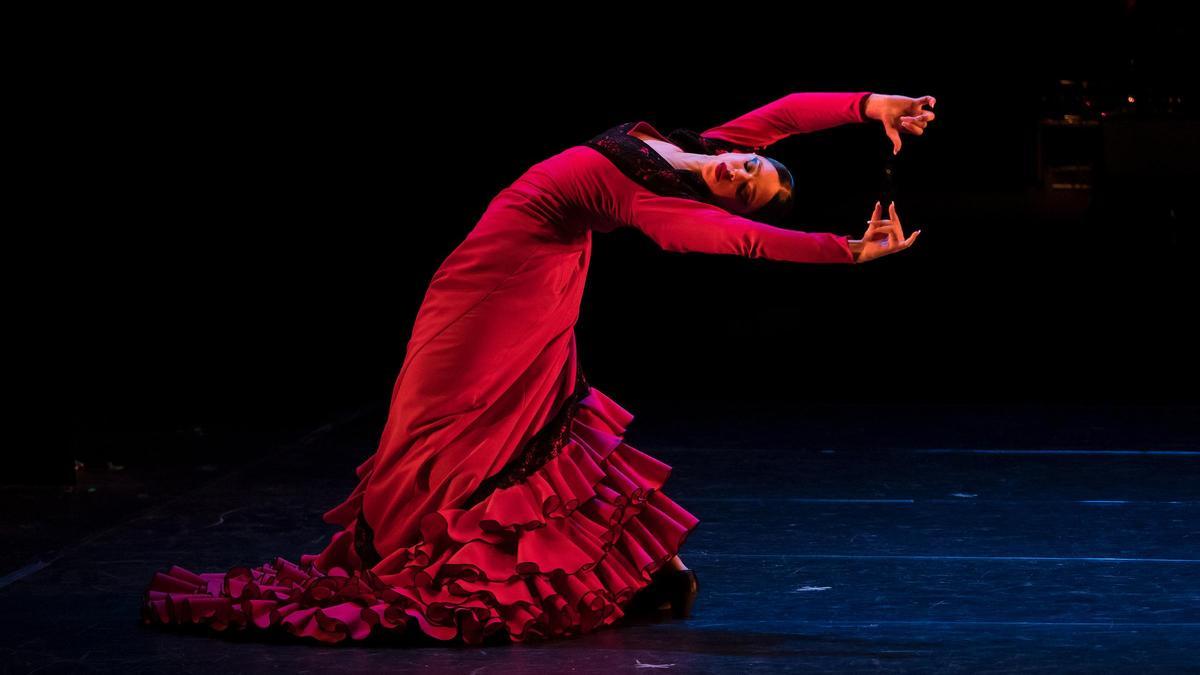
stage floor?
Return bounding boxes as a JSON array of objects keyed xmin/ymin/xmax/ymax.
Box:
[{"xmin": 3, "ymin": 401, "xmax": 1198, "ymax": 673}]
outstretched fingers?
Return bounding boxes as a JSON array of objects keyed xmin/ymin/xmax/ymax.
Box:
[
  {"xmin": 867, "ymin": 222, "xmax": 902, "ymax": 249},
  {"xmin": 888, "ymin": 203, "xmax": 918, "ymax": 249},
  {"xmin": 884, "ymin": 119, "xmax": 903, "ymax": 155},
  {"xmin": 900, "ymin": 112, "xmax": 934, "ymax": 135},
  {"xmin": 870, "ymin": 204, "xmax": 906, "ymax": 240},
  {"xmin": 865, "ymin": 222, "xmax": 920, "ymax": 255}
]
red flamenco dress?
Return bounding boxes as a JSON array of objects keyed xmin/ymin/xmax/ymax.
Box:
[{"xmin": 141, "ymin": 91, "xmax": 873, "ymax": 644}]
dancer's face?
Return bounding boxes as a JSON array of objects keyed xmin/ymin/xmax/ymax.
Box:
[{"xmin": 701, "ymin": 152, "xmax": 783, "ymax": 215}]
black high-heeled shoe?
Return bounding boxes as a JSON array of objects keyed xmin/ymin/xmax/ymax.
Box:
[
  {"xmin": 666, "ymin": 568, "xmax": 699, "ymax": 618},
  {"xmin": 657, "ymin": 564, "xmax": 696, "ymax": 619},
  {"xmin": 627, "ymin": 567, "xmax": 699, "ymax": 618}
]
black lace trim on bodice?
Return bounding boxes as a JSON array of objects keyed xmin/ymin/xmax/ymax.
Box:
[
  {"xmin": 585, "ymin": 122, "xmax": 721, "ymax": 203},
  {"xmin": 667, "ymin": 127, "xmax": 757, "ymax": 154},
  {"xmin": 353, "ymin": 366, "xmax": 593, "ymax": 570}
]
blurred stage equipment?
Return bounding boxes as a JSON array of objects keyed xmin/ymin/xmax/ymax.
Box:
[{"xmin": 1036, "ymin": 79, "xmax": 1102, "ymax": 191}]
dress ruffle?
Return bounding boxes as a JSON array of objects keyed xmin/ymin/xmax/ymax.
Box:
[{"xmin": 141, "ymin": 386, "xmax": 700, "ymax": 645}]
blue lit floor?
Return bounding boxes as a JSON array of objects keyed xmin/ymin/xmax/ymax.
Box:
[{"xmin": 2, "ymin": 402, "xmax": 1197, "ymax": 673}]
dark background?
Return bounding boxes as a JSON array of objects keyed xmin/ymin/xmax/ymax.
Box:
[
  {"xmin": 27, "ymin": 4, "xmax": 1197, "ymax": 477},
  {"xmin": 4, "ymin": 8, "xmax": 1197, "ymax": 666}
]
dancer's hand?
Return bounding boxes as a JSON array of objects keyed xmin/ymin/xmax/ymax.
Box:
[
  {"xmin": 848, "ymin": 201, "xmax": 920, "ymax": 263},
  {"xmin": 864, "ymin": 94, "xmax": 937, "ymax": 155}
]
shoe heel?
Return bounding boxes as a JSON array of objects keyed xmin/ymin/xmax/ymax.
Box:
[{"xmin": 669, "ymin": 569, "xmax": 698, "ymax": 619}]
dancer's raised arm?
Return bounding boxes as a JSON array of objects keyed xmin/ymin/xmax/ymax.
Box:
[
  {"xmin": 700, "ymin": 92, "xmax": 873, "ymax": 152},
  {"xmin": 702, "ymin": 92, "xmax": 939, "ymax": 155}
]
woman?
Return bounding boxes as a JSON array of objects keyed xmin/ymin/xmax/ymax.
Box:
[{"xmin": 142, "ymin": 89, "xmax": 936, "ymax": 645}]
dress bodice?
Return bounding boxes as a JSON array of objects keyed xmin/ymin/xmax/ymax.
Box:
[{"xmin": 584, "ymin": 121, "xmax": 717, "ymax": 204}]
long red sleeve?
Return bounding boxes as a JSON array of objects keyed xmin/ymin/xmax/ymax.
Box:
[
  {"xmin": 624, "ymin": 189, "xmax": 854, "ymax": 264},
  {"xmin": 701, "ymin": 92, "xmax": 872, "ymax": 151},
  {"xmin": 537, "ymin": 145, "xmax": 855, "ymax": 265}
]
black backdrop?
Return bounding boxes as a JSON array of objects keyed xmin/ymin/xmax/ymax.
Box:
[{"xmin": 39, "ymin": 5, "xmax": 1196, "ymax": 464}]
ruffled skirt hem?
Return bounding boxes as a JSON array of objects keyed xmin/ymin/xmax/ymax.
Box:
[{"xmin": 141, "ymin": 386, "xmax": 700, "ymax": 645}]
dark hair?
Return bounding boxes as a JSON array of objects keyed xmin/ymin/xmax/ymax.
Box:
[{"xmin": 750, "ymin": 157, "xmax": 795, "ymax": 225}]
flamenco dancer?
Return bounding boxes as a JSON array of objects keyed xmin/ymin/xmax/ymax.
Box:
[{"xmin": 142, "ymin": 89, "xmax": 936, "ymax": 645}]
